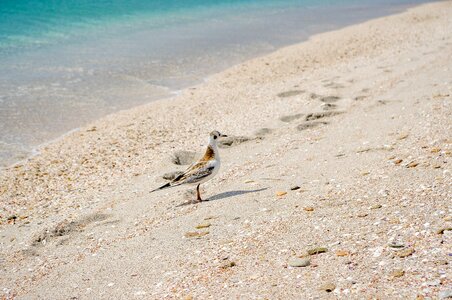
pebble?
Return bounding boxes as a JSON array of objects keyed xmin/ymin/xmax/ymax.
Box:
[
  {"xmin": 290, "ymin": 185, "xmax": 301, "ymax": 190},
  {"xmin": 308, "ymin": 247, "xmax": 328, "ymax": 255},
  {"xmin": 288, "ymin": 257, "xmax": 311, "ymax": 267},
  {"xmin": 276, "ymin": 191, "xmax": 287, "ymax": 197},
  {"xmin": 335, "ymin": 250, "xmax": 349, "ymax": 257},
  {"xmin": 184, "ymin": 231, "xmax": 209, "ymax": 238},
  {"xmin": 407, "ymin": 161, "xmax": 419, "ymax": 168},
  {"xmin": 395, "ymin": 248, "xmax": 414, "ymax": 258},
  {"xmin": 303, "ymin": 207, "xmax": 314, "ymax": 212},
  {"xmin": 390, "ymin": 269, "xmax": 405, "ymax": 278},
  {"xmin": 388, "ymin": 241, "xmax": 405, "ymax": 249},
  {"xmin": 195, "ymin": 222, "xmax": 211, "ymax": 229},
  {"xmin": 320, "ymin": 283, "xmax": 336, "ymax": 292},
  {"xmin": 371, "ymin": 204, "xmax": 382, "ymax": 209},
  {"xmin": 220, "ymin": 261, "xmax": 236, "ymax": 269}
]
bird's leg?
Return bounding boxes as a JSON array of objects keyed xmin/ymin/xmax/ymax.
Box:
[{"xmin": 196, "ymin": 184, "xmax": 203, "ymax": 202}]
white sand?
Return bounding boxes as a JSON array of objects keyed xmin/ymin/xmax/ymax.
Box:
[{"xmin": 1, "ymin": 1, "xmax": 451, "ymax": 299}]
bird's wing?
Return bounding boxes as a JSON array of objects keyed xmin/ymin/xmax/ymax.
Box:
[{"xmin": 171, "ymin": 160, "xmax": 215, "ymax": 186}]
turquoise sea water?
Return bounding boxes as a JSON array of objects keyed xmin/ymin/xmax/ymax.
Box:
[{"xmin": 0, "ymin": 0, "xmax": 430, "ymax": 167}]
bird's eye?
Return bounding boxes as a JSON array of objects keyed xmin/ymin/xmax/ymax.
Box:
[{"xmin": 214, "ymin": 136, "xmax": 217, "ymax": 139}]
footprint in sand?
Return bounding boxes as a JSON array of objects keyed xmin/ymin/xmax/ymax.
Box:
[
  {"xmin": 32, "ymin": 213, "xmax": 111, "ymax": 247},
  {"xmin": 280, "ymin": 113, "xmax": 304, "ymax": 123},
  {"xmin": 321, "ymin": 103, "xmax": 337, "ymax": 111},
  {"xmin": 305, "ymin": 111, "xmax": 342, "ymax": 121},
  {"xmin": 277, "ymin": 90, "xmax": 304, "ymax": 98},
  {"xmin": 296, "ymin": 121, "xmax": 329, "ymax": 131},
  {"xmin": 254, "ymin": 128, "xmax": 272, "ymax": 137}
]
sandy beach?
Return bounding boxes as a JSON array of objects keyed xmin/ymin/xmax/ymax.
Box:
[{"xmin": 1, "ymin": 1, "xmax": 451, "ymax": 299}]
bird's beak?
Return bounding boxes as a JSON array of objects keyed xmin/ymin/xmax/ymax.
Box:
[{"xmin": 220, "ymin": 134, "xmax": 228, "ymax": 137}]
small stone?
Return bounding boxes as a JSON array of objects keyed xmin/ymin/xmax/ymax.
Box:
[
  {"xmin": 357, "ymin": 213, "xmax": 368, "ymax": 218},
  {"xmin": 396, "ymin": 248, "xmax": 414, "ymax": 258},
  {"xmin": 397, "ymin": 133, "xmax": 409, "ymax": 140},
  {"xmin": 290, "ymin": 186, "xmax": 301, "ymax": 191},
  {"xmin": 371, "ymin": 204, "xmax": 382, "ymax": 209},
  {"xmin": 276, "ymin": 191, "xmax": 287, "ymax": 197},
  {"xmin": 437, "ymin": 227, "xmax": 452, "ymax": 234},
  {"xmin": 394, "ymin": 159, "xmax": 403, "ymax": 165},
  {"xmin": 195, "ymin": 222, "xmax": 211, "ymax": 229},
  {"xmin": 388, "ymin": 241, "xmax": 405, "ymax": 249},
  {"xmin": 184, "ymin": 231, "xmax": 209, "ymax": 238},
  {"xmin": 220, "ymin": 261, "xmax": 236, "ymax": 269},
  {"xmin": 304, "ymin": 207, "xmax": 314, "ymax": 212},
  {"xmin": 390, "ymin": 269, "xmax": 405, "ymax": 278},
  {"xmin": 406, "ymin": 161, "xmax": 419, "ymax": 168},
  {"xmin": 335, "ymin": 250, "xmax": 349, "ymax": 257},
  {"xmin": 320, "ymin": 283, "xmax": 336, "ymax": 292},
  {"xmin": 431, "ymin": 147, "xmax": 441, "ymax": 153},
  {"xmin": 288, "ymin": 257, "xmax": 311, "ymax": 267},
  {"xmin": 308, "ymin": 247, "xmax": 328, "ymax": 255},
  {"xmin": 244, "ymin": 179, "xmax": 255, "ymax": 183}
]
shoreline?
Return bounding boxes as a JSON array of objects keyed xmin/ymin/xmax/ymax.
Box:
[
  {"xmin": 0, "ymin": 1, "xmax": 451, "ymax": 298},
  {"xmin": 0, "ymin": 0, "xmax": 430, "ymax": 169}
]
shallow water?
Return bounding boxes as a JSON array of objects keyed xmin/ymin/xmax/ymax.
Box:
[{"xmin": 0, "ymin": 0, "xmax": 430, "ymax": 167}]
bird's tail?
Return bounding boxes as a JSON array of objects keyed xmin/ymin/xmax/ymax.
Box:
[{"xmin": 150, "ymin": 182, "xmax": 172, "ymax": 193}]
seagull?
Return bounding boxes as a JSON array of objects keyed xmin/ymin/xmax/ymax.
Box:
[{"xmin": 151, "ymin": 130, "xmax": 227, "ymax": 202}]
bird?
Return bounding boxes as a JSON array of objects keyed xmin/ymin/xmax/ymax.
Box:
[{"xmin": 151, "ymin": 130, "xmax": 227, "ymax": 202}]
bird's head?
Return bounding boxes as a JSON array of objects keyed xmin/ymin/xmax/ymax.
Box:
[{"xmin": 209, "ymin": 130, "xmax": 227, "ymax": 144}]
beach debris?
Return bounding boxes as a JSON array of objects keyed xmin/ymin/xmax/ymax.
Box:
[
  {"xmin": 357, "ymin": 212, "xmax": 368, "ymax": 218},
  {"xmin": 307, "ymin": 247, "xmax": 328, "ymax": 255},
  {"xmin": 290, "ymin": 185, "xmax": 301, "ymax": 190},
  {"xmin": 335, "ymin": 250, "xmax": 349, "ymax": 257},
  {"xmin": 244, "ymin": 179, "xmax": 255, "ymax": 183},
  {"xmin": 394, "ymin": 159, "xmax": 403, "ymax": 165},
  {"xmin": 390, "ymin": 269, "xmax": 405, "ymax": 278},
  {"xmin": 195, "ymin": 222, "xmax": 211, "ymax": 229},
  {"xmin": 320, "ymin": 282, "xmax": 336, "ymax": 292},
  {"xmin": 184, "ymin": 231, "xmax": 209, "ymax": 238},
  {"xmin": 171, "ymin": 151, "xmax": 198, "ymax": 165},
  {"xmin": 397, "ymin": 133, "xmax": 409, "ymax": 140},
  {"xmin": 276, "ymin": 191, "xmax": 287, "ymax": 197},
  {"xmin": 303, "ymin": 207, "xmax": 314, "ymax": 212},
  {"xmin": 277, "ymin": 90, "xmax": 304, "ymax": 98},
  {"xmin": 388, "ymin": 241, "xmax": 405, "ymax": 249},
  {"xmin": 220, "ymin": 261, "xmax": 236, "ymax": 269},
  {"xmin": 288, "ymin": 257, "xmax": 310, "ymax": 267},
  {"xmin": 406, "ymin": 161, "xmax": 419, "ymax": 168},
  {"xmin": 395, "ymin": 248, "xmax": 414, "ymax": 258},
  {"xmin": 371, "ymin": 204, "xmax": 382, "ymax": 209},
  {"xmin": 431, "ymin": 147, "xmax": 441, "ymax": 153}
]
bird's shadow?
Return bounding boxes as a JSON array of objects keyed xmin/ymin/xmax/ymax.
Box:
[{"xmin": 176, "ymin": 187, "xmax": 268, "ymax": 207}]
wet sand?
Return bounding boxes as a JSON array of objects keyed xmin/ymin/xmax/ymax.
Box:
[{"xmin": 0, "ymin": 1, "xmax": 451, "ymax": 299}]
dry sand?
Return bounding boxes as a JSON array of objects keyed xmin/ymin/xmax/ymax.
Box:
[{"xmin": 1, "ymin": 1, "xmax": 451, "ymax": 299}]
